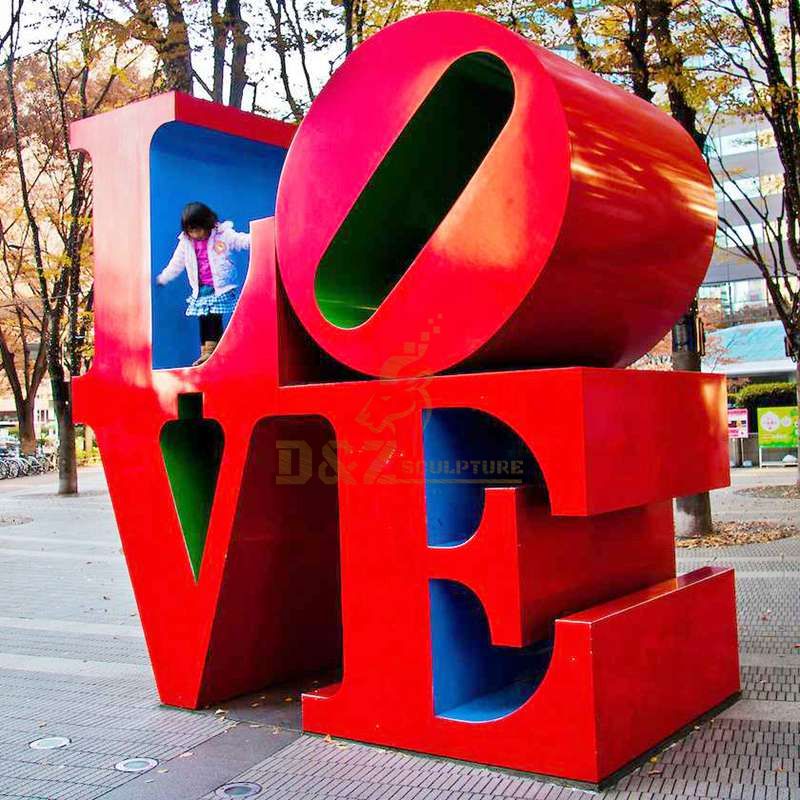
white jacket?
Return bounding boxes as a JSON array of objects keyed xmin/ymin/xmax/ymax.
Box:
[{"xmin": 156, "ymin": 221, "xmax": 250, "ymax": 297}]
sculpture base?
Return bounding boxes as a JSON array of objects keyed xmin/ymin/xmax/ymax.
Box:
[
  {"xmin": 303, "ymin": 567, "xmax": 740, "ymax": 784},
  {"xmin": 312, "ymin": 691, "xmax": 742, "ymax": 792}
]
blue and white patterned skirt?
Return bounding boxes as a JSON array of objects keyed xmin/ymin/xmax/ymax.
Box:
[{"xmin": 185, "ymin": 285, "xmax": 238, "ymax": 317}]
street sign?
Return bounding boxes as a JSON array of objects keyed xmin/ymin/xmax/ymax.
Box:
[
  {"xmin": 728, "ymin": 408, "xmax": 749, "ymax": 439},
  {"xmin": 757, "ymin": 406, "xmax": 799, "ymax": 448}
]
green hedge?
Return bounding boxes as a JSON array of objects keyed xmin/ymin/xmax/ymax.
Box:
[{"xmin": 733, "ymin": 382, "xmax": 798, "ymax": 427}]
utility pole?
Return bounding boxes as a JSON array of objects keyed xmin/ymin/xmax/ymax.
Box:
[{"xmin": 672, "ymin": 297, "xmax": 713, "ymax": 537}]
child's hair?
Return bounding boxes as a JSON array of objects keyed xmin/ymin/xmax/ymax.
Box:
[{"xmin": 181, "ymin": 202, "xmax": 219, "ymax": 234}]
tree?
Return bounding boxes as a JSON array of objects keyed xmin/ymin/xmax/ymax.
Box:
[
  {"xmin": 110, "ymin": 0, "xmax": 195, "ymax": 93},
  {"xmin": 697, "ymin": 0, "xmax": 800, "ymax": 485},
  {"xmin": 0, "ymin": 214, "xmax": 50, "ymax": 454},
  {"xmin": 2, "ymin": 0, "xmax": 153, "ymax": 491},
  {"xmin": 250, "ymin": 0, "xmax": 318, "ymax": 120},
  {"xmin": 525, "ymin": 0, "xmax": 718, "ymax": 534},
  {"xmin": 81, "ymin": 0, "xmax": 337, "ymax": 119}
]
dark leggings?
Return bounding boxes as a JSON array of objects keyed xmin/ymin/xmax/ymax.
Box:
[{"xmin": 199, "ymin": 313, "xmax": 223, "ymax": 343}]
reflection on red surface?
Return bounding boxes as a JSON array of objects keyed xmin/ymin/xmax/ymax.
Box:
[
  {"xmin": 276, "ymin": 12, "xmax": 716, "ymax": 378},
  {"xmin": 71, "ymin": 14, "xmax": 737, "ymax": 786}
]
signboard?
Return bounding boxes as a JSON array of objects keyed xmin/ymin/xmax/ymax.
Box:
[
  {"xmin": 757, "ymin": 406, "xmax": 799, "ymax": 449},
  {"xmin": 728, "ymin": 408, "xmax": 749, "ymax": 439}
]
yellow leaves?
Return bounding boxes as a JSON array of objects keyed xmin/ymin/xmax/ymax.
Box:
[
  {"xmin": 757, "ymin": 129, "xmax": 777, "ymax": 150},
  {"xmin": 594, "ymin": 16, "xmax": 623, "ymax": 37},
  {"xmin": 425, "ymin": 0, "xmax": 483, "ymax": 11},
  {"xmin": 40, "ymin": 267, "xmax": 62, "ymax": 282},
  {"xmin": 108, "ymin": 64, "xmax": 135, "ymax": 90},
  {"xmin": 49, "ymin": 253, "xmax": 72, "ymax": 270}
]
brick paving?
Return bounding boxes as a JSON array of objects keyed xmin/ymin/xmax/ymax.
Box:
[{"xmin": 0, "ymin": 465, "xmax": 797, "ymax": 799}]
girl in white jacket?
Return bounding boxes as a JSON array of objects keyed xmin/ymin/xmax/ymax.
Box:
[{"xmin": 156, "ymin": 202, "xmax": 250, "ymax": 366}]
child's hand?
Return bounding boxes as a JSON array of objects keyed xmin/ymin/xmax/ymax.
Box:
[{"xmin": 155, "ymin": 273, "xmax": 167, "ymax": 287}]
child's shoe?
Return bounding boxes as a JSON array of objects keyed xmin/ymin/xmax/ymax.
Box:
[{"xmin": 192, "ymin": 340, "xmax": 218, "ymax": 366}]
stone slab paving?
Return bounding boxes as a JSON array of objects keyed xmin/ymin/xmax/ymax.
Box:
[
  {"xmin": 711, "ymin": 467, "xmax": 799, "ymax": 526},
  {"xmin": 0, "ymin": 467, "xmax": 234, "ymax": 799},
  {"xmin": 0, "ymin": 465, "xmax": 797, "ymax": 799}
]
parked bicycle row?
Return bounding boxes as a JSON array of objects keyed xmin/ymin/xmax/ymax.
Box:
[{"xmin": 0, "ymin": 448, "xmax": 57, "ymax": 479}]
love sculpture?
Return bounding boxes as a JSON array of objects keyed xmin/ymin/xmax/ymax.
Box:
[{"xmin": 71, "ymin": 12, "xmax": 739, "ymax": 786}]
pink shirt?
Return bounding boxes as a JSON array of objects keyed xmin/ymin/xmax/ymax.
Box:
[{"xmin": 193, "ymin": 238, "xmax": 213, "ymax": 287}]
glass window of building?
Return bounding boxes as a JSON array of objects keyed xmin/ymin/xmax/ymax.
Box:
[
  {"xmin": 756, "ymin": 128, "xmax": 776, "ymax": 149},
  {"xmin": 699, "ymin": 283, "xmax": 732, "ymax": 314},
  {"xmin": 719, "ymin": 131, "xmax": 758, "ymax": 156},
  {"xmin": 729, "ymin": 278, "xmax": 767, "ymax": 310},
  {"xmin": 699, "ymin": 283, "xmax": 729, "ymax": 301},
  {"xmin": 729, "ymin": 222, "xmax": 765, "ymax": 245},
  {"xmin": 717, "ymin": 219, "xmax": 787, "ymax": 248},
  {"xmin": 711, "ymin": 128, "xmax": 777, "ymax": 158},
  {"xmin": 721, "ymin": 176, "xmax": 760, "ymax": 199},
  {"xmin": 699, "ymin": 280, "xmax": 768, "ymax": 315}
]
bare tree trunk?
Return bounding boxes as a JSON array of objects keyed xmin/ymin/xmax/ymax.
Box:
[
  {"xmin": 288, "ymin": 0, "xmax": 315, "ymax": 103},
  {"xmin": 132, "ymin": 0, "xmax": 194, "ymax": 93},
  {"xmin": 17, "ymin": 400, "xmax": 36, "ymax": 456},
  {"xmin": 47, "ymin": 47, "xmax": 87, "ymax": 495},
  {"xmin": 796, "ymin": 353, "xmax": 800, "ymax": 488},
  {"xmin": 672, "ymin": 352, "xmax": 714, "ymax": 537},
  {"xmin": 210, "ymin": 0, "xmax": 226, "ymax": 102},
  {"xmin": 343, "ymin": 0, "xmax": 354, "ymax": 56},
  {"xmin": 644, "ymin": 0, "xmax": 712, "ymax": 536},
  {"xmin": 674, "ymin": 488, "xmax": 714, "ymax": 538},
  {"xmin": 163, "ymin": 0, "xmax": 194, "ymax": 93},
  {"xmin": 5, "ymin": 54, "xmax": 57, "ymax": 466},
  {"xmin": 647, "ymin": 0, "xmax": 705, "ymax": 150},
  {"xmin": 265, "ymin": 0, "xmax": 304, "ymax": 120},
  {"xmin": 354, "ymin": 0, "xmax": 366, "ymax": 46},
  {"xmin": 672, "ymin": 305, "xmax": 713, "ymax": 538},
  {"xmin": 227, "ymin": 0, "xmax": 249, "ymax": 108},
  {"xmin": 563, "ymin": 0, "xmax": 594, "ymax": 71},
  {"xmin": 51, "ymin": 373, "xmax": 76, "ymax": 494},
  {"xmin": 0, "ymin": 324, "xmax": 48, "ymax": 458},
  {"xmin": 624, "ymin": 3, "xmax": 654, "ymax": 102}
]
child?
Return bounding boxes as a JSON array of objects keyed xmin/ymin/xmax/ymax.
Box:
[{"xmin": 156, "ymin": 202, "xmax": 250, "ymax": 366}]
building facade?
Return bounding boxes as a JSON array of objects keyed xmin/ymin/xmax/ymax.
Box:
[{"xmin": 701, "ymin": 120, "xmax": 790, "ymax": 328}]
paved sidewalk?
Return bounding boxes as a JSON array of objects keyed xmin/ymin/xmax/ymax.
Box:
[
  {"xmin": 711, "ymin": 467, "xmax": 799, "ymax": 526},
  {"xmin": 0, "ymin": 466, "xmax": 796, "ymax": 799}
]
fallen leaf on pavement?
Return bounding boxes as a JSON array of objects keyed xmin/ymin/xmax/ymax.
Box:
[
  {"xmin": 736, "ymin": 485, "xmax": 800, "ymax": 500},
  {"xmin": 676, "ymin": 521, "xmax": 798, "ymax": 549}
]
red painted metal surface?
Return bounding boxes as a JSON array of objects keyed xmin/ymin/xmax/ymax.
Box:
[
  {"xmin": 276, "ymin": 12, "xmax": 716, "ymax": 377},
  {"xmin": 304, "ymin": 568, "xmax": 739, "ymax": 783},
  {"xmin": 71, "ymin": 19, "xmax": 738, "ymax": 784}
]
